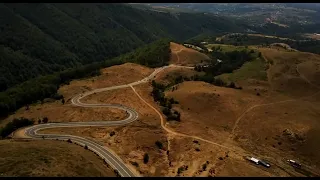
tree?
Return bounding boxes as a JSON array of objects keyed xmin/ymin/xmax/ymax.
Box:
[
  {"xmin": 42, "ymin": 117, "xmax": 49, "ymax": 123},
  {"xmin": 162, "ymin": 107, "xmax": 171, "ymax": 116},
  {"xmin": 228, "ymin": 82, "xmax": 236, "ymax": 89},
  {"xmin": 202, "ymin": 163, "xmax": 207, "ymax": 171},
  {"xmin": 143, "ymin": 153, "xmax": 149, "ymax": 164},
  {"xmin": 84, "ymin": 145, "xmax": 88, "ymax": 149},
  {"xmin": 169, "ymin": 98, "xmax": 175, "ymax": 104},
  {"xmin": 155, "ymin": 141, "xmax": 163, "ymax": 149},
  {"xmin": 61, "ymin": 98, "xmax": 65, "ymax": 104},
  {"xmin": 67, "ymin": 139, "xmax": 72, "ymax": 143}
]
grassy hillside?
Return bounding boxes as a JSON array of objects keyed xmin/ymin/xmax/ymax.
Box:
[
  {"xmin": 0, "ymin": 3, "xmax": 247, "ymax": 91},
  {"xmin": 0, "ymin": 139, "xmax": 116, "ymax": 177}
]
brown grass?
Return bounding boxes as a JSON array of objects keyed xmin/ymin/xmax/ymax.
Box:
[
  {"xmin": 170, "ymin": 42, "xmax": 210, "ymax": 66},
  {"xmin": 1, "ymin": 63, "xmax": 153, "ymax": 127},
  {"xmin": 39, "ymin": 83, "xmax": 171, "ymax": 177},
  {"xmin": 59, "ymin": 63, "xmax": 153, "ymax": 100},
  {"xmin": 0, "ymin": 139, "xmax": 115, "ymax": 177},
  {"xmin": 5, "ymin": 46, "xmax": 320, "ymax": 177},
  {"xmin": 154, "ymin": 67, "xmax": 204, "ymax": 86},
  {"xmin": 165, "ymin": 81, "xmax": 262, "ymax": 144},
  {"xmin": 260, "ymin": 48, "xmax": 320, "ymax": 98}
]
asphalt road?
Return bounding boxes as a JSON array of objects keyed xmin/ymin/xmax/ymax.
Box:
[{"xmin": 22, "ymin": 64, "xmax": 193, "ymax": 177}]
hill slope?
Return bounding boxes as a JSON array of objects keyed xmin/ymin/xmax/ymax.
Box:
[
  {"xmin": 0, "ymin": 3, "xmax": 247, "ymax": 91},
  {"xmin": 0, "ymin": 139, "xmax": 116, "ymax": 177}
]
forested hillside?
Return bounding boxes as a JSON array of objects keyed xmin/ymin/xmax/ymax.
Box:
[
  {"xmin": 0, "ymin": 39, "xmax": 171, "ymax": 117},
  {"xmin": 0, "ymin": 3, "xmax": 247, "ymax": 91}
]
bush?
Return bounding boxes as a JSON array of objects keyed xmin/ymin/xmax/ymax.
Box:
[
  {"xmin": 177, "ymin": 167, "xmax": 185, "ymax": 174},
  {"xmin": 202, "ymin": 163, "xmax": 207, "ymax": 171},
  {"xmin": 42, "ymin": 117, "xmax": 49, "ymax": 123},
  {"xmin": 52, "ymin": 93, "xmax": 63, "ymax": 100},
  {"xmin": 155, "ymin": 141, "xmax": 163, "ymax": 149},
  {"xmin": 130, "ymin": 161, "xmax": 139, "ymax": 167},
  {"xmin": 84, "ymin": 145, "xmax": 88, "ymax": 150},
  {"xmin": 228, "ymin": 82, "xmax": 236, "ymax": 88},
  {"xmin": 143, "ymin": 153, "xmax": 149, "ymax": 164},
  {"xmin": 110, "ymin": 131, "xmax": 115, "ymax": 137},
  {"xmin": 114, "ymin": 169, "xmax": 121, "ymax": 177},
  {"xmin": 0, "ymin": 117, "xmax": 34, "ymax": 138},
  {"xmin": 67, "ymin": 139, "xmax": 72, "ymax": 143}
]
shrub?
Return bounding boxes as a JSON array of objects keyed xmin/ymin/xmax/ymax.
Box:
[
  {"xmin": 177, "ymin": 167, "xmax": 184, "ymax": 174},
  {"xmin": 84, "ymin": 145, "xmax": 88, "ymax": 150},
  {"xmin": 130, "ymin": 161, "xmax": 139, "ymax": 167},
  {"xmin": 52, "ymin": 93, "xmax": 63, "ymax": 100},
  {"xmin": 155, "ymin": 141, "xmax": 163, "ymax": 149},
  {"xmin": 110, "ymin": 131, "xmax": 115, "ymax": 137},
  {"xmin": 67, "ymin": 139, "xmax": 72, "ymax": 143},
  {"xmin": 42, "ymin": 117, "xmax": 49, "ymax": 123},
  {"xmin": 228, "ymin": 82, "xmax": 236, "ymax": 88},
  {"xmin": 143, "ymin": 153, "xmax": 149, "ymax": 164},
  {"xmin": 0, "ymin": 117, "xmax": 34, "ymax": 138},
  {"xmin": 202, "ymin": 163, "xmax": 207, "ymax": 171}
]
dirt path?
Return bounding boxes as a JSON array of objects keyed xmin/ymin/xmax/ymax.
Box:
[{"xmin": 130, "ymin": 85, "xmax": 232, "ymax": 150}]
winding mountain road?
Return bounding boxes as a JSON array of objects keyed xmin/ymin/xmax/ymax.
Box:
[{"xmin": 20, "ymin": 64, "xmax": 193, "ymax": 177}]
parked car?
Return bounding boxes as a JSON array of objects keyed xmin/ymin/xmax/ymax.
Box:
[
  {"xmin": 259, "ymin": 160, "xmax": 271, "ymax": 168},
  {"xmin": 287, "ymin": 160, "xmax": 302, "ymax": 169},
  {"xmin": 246, "ymin": 156, "xmax": 260, "ymax": 165}
]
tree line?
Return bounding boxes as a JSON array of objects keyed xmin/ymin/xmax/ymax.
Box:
[
  {"xmin": 0, "ymin": 3, "xmax": 250, "ymax": 91},
  {"xmin": 0, "ymin": 39, "xmax": 171, "ymax": 118},
  {"xmin": 151, "ymin": 80, "xmax": 181, "ymax": 122},
  {"xmin": 0, "ymin": 117, "xmax": 34, "ymax": 138}
]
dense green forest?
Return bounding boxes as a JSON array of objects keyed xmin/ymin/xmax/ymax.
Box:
[
  {"xmin": 0, "ymin": 39, "xmax": 171, "ymax": 117},
  {"xmin": 185, "ymin": 33, "xmax": 320, "ymax": 55},
  {"xmin": 0, "ymin": 3, "xmax": 249, "ymax": 91},
  {"xmin": 219, "ymin": 34, "xmax": 320, "ymax": 54}
]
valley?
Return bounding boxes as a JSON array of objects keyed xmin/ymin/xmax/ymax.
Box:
[
  {"xmin": 2, "ymin": 41, "xmax": 319, "ymax": 177},
  {"xmin": 1, "ymin": 3, "xmax": 320, "ymax": 178}
]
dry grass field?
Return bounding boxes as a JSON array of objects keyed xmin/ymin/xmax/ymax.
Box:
[
  {"xmin": 170, "ymin": 42, "xmax": 210, "ymax": 66},
  {"xmin": 0, "ymin": 139, "xmax": 116, "ymax": 177}
]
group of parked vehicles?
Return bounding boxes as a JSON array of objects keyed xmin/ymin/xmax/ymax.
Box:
[{"xmin": 246, "ymin": 156, "xmax": 302, "ymax": 169}]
